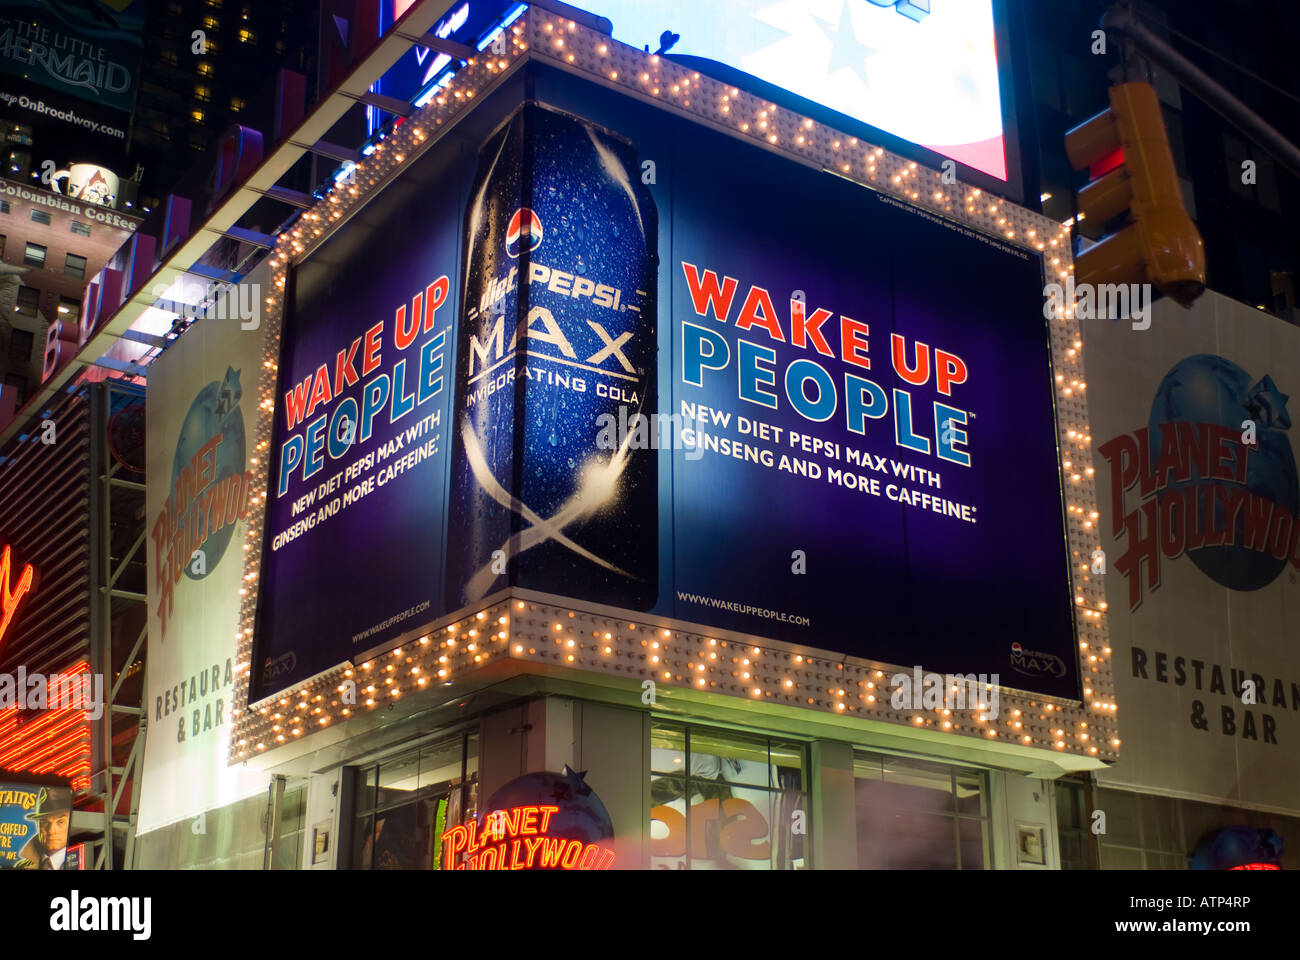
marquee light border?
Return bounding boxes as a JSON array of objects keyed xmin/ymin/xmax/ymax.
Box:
[{"xmin": 229, "ymin": 7, "xmax": 1115, "ymax": 765}]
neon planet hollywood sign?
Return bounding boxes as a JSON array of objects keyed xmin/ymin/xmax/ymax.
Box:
[
  {"xmin": 0, "ymin": 545, "xmax": 34, "ymax": 647},
  {"xmin": 440, "ymin": 806, "xmax": 616, "ymax": 870}
]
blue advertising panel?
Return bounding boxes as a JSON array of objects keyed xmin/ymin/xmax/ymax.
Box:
[
  {"xmin": 253, "ymin": 69, "xmax": 1077, "ymax": 701},
  {"xmin": 251, "ymin": 139, "xmax": 469, "ymax": 699}
]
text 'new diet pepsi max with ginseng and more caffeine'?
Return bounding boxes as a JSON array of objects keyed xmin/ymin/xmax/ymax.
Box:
[{"xmin": 445, "ymin": 103, "xmax": 659, "ymax": 611}]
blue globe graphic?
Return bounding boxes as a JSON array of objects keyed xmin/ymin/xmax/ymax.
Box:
[
  {"xmin": 1148, "ymin": 355, "xmax": 1296, "ymax": 591},
  {"xmin": 171, "ymin": 367, "xmax": 246, "ymax": 580},
  {"xmin": 485, "ymin": 766, "xmax": 613, "ymax": 853}
]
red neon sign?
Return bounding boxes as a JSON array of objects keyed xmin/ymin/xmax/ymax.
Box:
[
  {"xmin": 440, "ymin": 805, "xmax": 617, "ymax": 870},
  {"xmin": 1230, "ymin": 863, "xmax": 1280, "ymax": 870},
  {"xmin": 0, "ymin": 545, "xmax": 34, "ymax": 647}
]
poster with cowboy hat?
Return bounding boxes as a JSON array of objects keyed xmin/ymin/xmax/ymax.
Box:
[{"xmin": 0, "ymin": 779, "xmax": 80, "ymax": 870}]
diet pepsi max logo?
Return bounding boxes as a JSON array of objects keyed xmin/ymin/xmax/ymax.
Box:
[
  {"xmin": 262, "ymin": 651, "xmax": 297, "ymax": 683},
  {"xmin": 1010, "ymin": 643, "xmax": 1067, "ymax": 679},
  {"xmin": 506, "ymin": 208, "xmax": 543, "ymax": 259}
]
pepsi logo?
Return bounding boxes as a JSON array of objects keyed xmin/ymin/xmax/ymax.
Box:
[{"xmin": 506, "ymin": 208, "xmax": 543, "ymax": 259}]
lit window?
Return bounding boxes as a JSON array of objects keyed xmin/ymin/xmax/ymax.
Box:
[
  {"xmin": 23, "ymin": 242, "xmax": 45, "ymax": 268},
  {"xmin": 194, "ymin": 85, "xmax": 211, "ymax": 102},
  {"xmin": 203, "ymin": 15, "xmax": 218, "ymax": 29},
  {"xmin": 239, "ymin": 28, "xmax": 256, "ymax": 44},
  {"xmin": 191, "ymin": 109, "xmax": 205, "ymax": 123},
  {"xmin": 197, "ymin": 61, "xmax": 213, "ymax": 77},
  {"xmin": 230, "ymin": 97, "xmax": 245, "ymax": 113},
  {"xmin": 70, "ymin": 221, "xmax": 90, "ymax": 237},
  {"xmin": 58, "ymin": 297, "xmax": 80, "ymax": 320}
]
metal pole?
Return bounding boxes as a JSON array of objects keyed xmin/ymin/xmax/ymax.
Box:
[{"xmin": 1103, "ymin": 4, "xmax": 1300, "ymax": 180}]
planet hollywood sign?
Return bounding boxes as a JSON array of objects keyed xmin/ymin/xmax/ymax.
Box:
[{"xmin": 439, "ymin": 804, "xmax": 617, "ymax": 871}]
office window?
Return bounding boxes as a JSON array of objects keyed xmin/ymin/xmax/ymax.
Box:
[
  {"xmin": 230, "ymin": 97, "xmax": 245, "ymax": 113},
  {"xmin": 15, "ymin": 286, "xmax": 40, "ymax": 318},
  {"xmin": 23, "ymin": 242, "xmax": 45, "ymax": 268},
  {"xmin": 30, "ymin": 209, "xmax": 51, "ymax": 226},
  {"xmin": 203, "ymin": 15, "xmax": 219, "ymax": 29},
  {"xmin": 58, "ymin": 297, "xmax": 80, "ymax": 322},
  {"xmin": 239, "ymin": 28, "xmax": 256, "ymax": 44},
  {"xmin": 197, "ymin": 61, "xmax": 213, "ymax": 77},
  {"xmin": 194, "ymin": 84, "xmax": 211, "ymax": 103},
  {"xmin": 351, "ymin": 731, "xmax": 478, "ymax": 870},
  {"xmin": 650, "ymin": 721, "xmax": 808, "ymax": 870},
  {"xmin": 70, "ymin": 221, "xmax": 90, "ymax": 237},
  {"xmin": 854, "ymin": 751, "xmax": 990, "ymax": 869},
  {"xmin": 65, "ymin": 253, "xmax": 87, "ymax": 280},
  {"xmin": 8, "ymin": 329, "xmax": 34, "ymax": 362}
]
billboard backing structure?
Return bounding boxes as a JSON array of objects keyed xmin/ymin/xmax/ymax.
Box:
[
  {"xmin": 1090, "ymin": 291, "xmax": 1300, "ymax": 814},
  {"xmin": 141, "ymin": 270, "xmax": 271, "ymax": 834},
  {"xmin": 234, "ymin": 11, "xmax": 1111, "ymax": 768}
]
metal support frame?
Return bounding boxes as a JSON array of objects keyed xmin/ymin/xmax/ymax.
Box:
[{"xmin": 87, "ymin": 381, "xmax": 149, "ymax": 869}]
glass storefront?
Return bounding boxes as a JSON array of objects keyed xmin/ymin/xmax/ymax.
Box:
[
  {"xmin": 853, "ymin": 751, "xmax": 990, "ymax": 869},
  {"xmin": 348, "ymin": 731, "xmax": 478, "ymax": 870},
  {"xmin": 649, "ymin": 721, "xmax": 808, "ymax": 870}
]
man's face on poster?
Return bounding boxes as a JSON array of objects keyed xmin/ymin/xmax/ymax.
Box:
[{"xmin": 38, "ymin": 812, "xmax": 69, "ymax": 852}]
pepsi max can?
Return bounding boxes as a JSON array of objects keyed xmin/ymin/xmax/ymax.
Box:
[{"xmin": 445, "ymin": 103, "xmax": 658, "ymax": 611}]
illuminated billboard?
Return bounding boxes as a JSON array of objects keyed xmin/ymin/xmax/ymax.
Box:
[
  {"xmin": 252, "ymin": 69, "xmax": 1074, "ymax": 702},
  {"xmin": 574, "ymin": 0, "xmax": 1009, "ymax": 181}
]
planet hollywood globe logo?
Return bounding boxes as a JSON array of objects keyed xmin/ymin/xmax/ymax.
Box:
[
  {"xmin": 1099, "ymin": 354, "xmax": 1297, "ymax": 609},
  {"xmin": 505, "ymin": 207, "xmax": 542, "ymax": 259}
]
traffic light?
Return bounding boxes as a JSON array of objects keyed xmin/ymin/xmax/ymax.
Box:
[{"xmin": 1065, "ymin": 81, "xmax": 1206, "ymax": 307}]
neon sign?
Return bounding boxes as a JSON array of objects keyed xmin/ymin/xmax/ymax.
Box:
[
  {"xmin": 0, "ymin": 545, "xmax": 34, "ymax": 647},
  {"xmin": 440, "ymin": 804, "xmax": 617, "ymax": 870}
]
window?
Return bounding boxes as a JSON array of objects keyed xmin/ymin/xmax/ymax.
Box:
[
  {"xmin": 0, "ymin": 200, "xmax": 8, "ymax": 214},
  {"xmin": 197, "ymin": 61, "xmax": 213, "ymax": 77},
  {"xmin": 239, "ymin": 28, "xmax": 256, "ymax": 44},
  {"xmin": 191, "ymin": 109, "xmax": 205, "ymax": 124},
  {"xmin": 0, "ymin": 235, "xmax": 5, "ymax": 257},
  {"xmin": 230, "ymin": 97, "xmax": 245, "ymax": 113},
  {"xmin": 57, "ymin": 297, "xmax": 80, "ymax": 322},
  {"xmin": 161, "ymin": 48, "xmax": 178, "ymax": 66},
  {"xmin": 351, "ymin": 731, "xmax": 478, "ymax": 870},
  {"xmin": 3, "ymin": 374, "xmax": 27, "ymax": 405},
  {"xmin": 271, "ymin": 783, "xmax": 308, "ymax": 870},
  {"xmin": 8, "ymin": 329, "xmax": 33, "ymax": 362},
  {"xmin": 203, "ymin": 15, "xmax": 219, "ymax": 29},
  {"xmin": 649, "ymin": 721, "xmax": 808, "ymax": 869},
  {"xmin": 70, "ymin": 221, "xmax": 90, "ymax": 237},
  {"xmin": 30, "ymin": 209, "xmax": 51, "ymax": 226},
  {"xmin": 64, "ymin": 253, "xmax": 87, "ymax": 280},
  {"xmin": 194, "ymin": 84, "xmax": 211, "ymax": 103},
  {"xmin": 1055, "ymin": 778, "xmax": 1096, "ymax": 870},
  {"xmin": 15, "ymin": 286, "xmax": 40, "ymax": 318},
  {"xmin": 23, "ymin": 242, "xmax": 45, "ymax": 268},
  {"xmin": 854, "ymin": 751, "xmax": 990, "ymax": 869}
]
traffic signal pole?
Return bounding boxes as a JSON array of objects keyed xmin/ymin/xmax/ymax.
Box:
[{"xmin": 1101, "ymin": 4, "xmax": 1300, "ymax": 182}]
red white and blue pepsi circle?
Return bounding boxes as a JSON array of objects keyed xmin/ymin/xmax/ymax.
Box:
[{"xmin": 505, "ymin": 207, "xmax": 543, "ymax": 258}]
